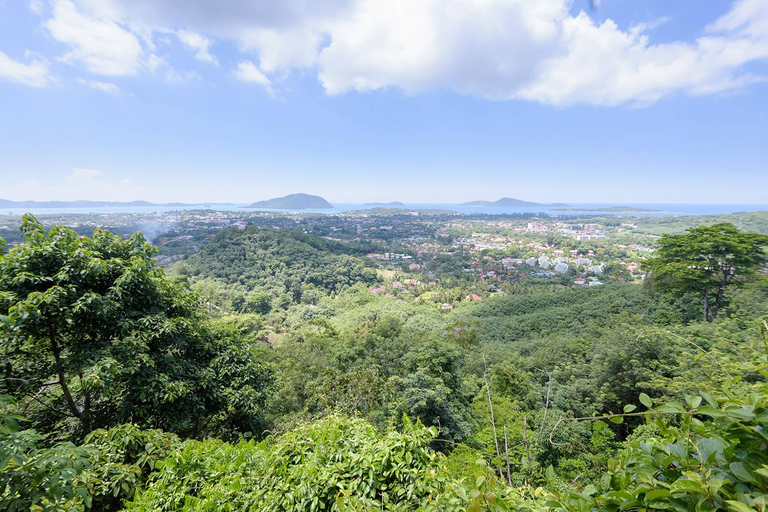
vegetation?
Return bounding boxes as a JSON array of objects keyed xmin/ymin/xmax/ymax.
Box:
[
  {"xmin": 644, "ymin": 223, "xmax": 768, "ymax": 321},
  {"xmin": 171, "ymin": 225, "xmax": 379, "ymax": 312},
  {"xmin": 0, "ymin": 215, "xmax": 274, "ymax": 440},
  {"xmin": 1, "ymin": 213, "xmax": 767, "ymax": 511},
  {"xmin": 247, "ymin": 193, "xmax": 333, "ymax": 209}
]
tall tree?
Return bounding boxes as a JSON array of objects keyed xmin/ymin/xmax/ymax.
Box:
[
  {"xmin": 0, "ymin": 215, "xmax": 273, "ymax": 439},
  {"xmin": 643, "ymin": 223, "xmax": 768, "ymax": 321}
]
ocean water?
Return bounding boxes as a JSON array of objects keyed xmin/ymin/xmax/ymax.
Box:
[{"xmin": 2, "ymin": 203, "xmax": 767, "ymax": 217}]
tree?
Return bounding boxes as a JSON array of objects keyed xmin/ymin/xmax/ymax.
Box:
[
  {"xmin": 245, "ymin": 291, "xmax": 272, "ymax": 314},
  {"xmin": 0, "ymin": 215, "xmax": 273, "ymax": 439},
  {"xmin": 643, "ymin": 223, "xmax": 768, "ymax": 321}
]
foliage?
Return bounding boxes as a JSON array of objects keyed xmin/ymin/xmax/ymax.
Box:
[
  {"xmin": 644, "ymin": 223, "xmax": 768, "ymax": 321},
  {"xmin": 544, "ymin": 387, "xmax": 768, "ymax": 512},
  {"xmin": 77, "ymin": 424, "xmax": 180, "ymax": 511},
  {"xmin": 0, "ymin": 215, "xmax": 274, "ymax": 440},
  {"xmin": 0, "ymin": 396, "xmax": 94, "ymax": 511},
  {"xmin": 4, "ymin": 214, "xmax": 768, "ymax": 511},
  {"xmin": 172, "ymin": 226, "xmax": 380, "ymax": 310},
  {"xmin": 124, "ymin": 415, "xmax": 532, "ymax": 511}
]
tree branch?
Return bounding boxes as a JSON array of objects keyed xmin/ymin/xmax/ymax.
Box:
[{"xmin": 48, "ymin": 321, "xmax": 81, "ymax": 419}]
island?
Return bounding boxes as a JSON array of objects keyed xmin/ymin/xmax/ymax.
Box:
[
  {"xmin": 550, "ymin": 206, "xmax": 664, "ymax": 213},
  {"xmin": 464, "ymin": 197, "xmax": 567, "ymax": 208},
  {"xmin": 246, "ymin": 193, "xmax": 333, "ymax": 209}
]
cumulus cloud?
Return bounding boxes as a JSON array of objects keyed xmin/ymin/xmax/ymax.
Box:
[
  {"xmin": 315, "ymin": 0, "xmax": 768, "ymax": 105},
  {"xmin": 33, "ymin": 0, "xmax": 768, "ymax": 105},
  {"xmin": 44, "ymin": 0, "xmax": 147, "ymax": 76},
  {"xmin": 235, "ymin": 61, "xmax": 271, "ymax": 88},
  {"xmin": 0, "ymin": 51, "xmax": 53, "ymax": 87},
  {"xmin": 177, "ymin": 30, "xmax": 218, "ymax": 65},
  {"xmin": 76, "ymin": 78, "xmax": 120, "ymax": 94}
]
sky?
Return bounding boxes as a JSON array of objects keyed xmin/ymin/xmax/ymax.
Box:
[{"xmin": 0, "ymin": 0, "xmax": 767, "ymax": 205}]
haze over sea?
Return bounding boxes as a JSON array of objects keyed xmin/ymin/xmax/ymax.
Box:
[{"xmin": 3, "ymin": 203, "xmax": 767, "ymax": 217}]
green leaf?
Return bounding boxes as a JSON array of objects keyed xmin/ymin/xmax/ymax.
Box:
[
  {"xmin": 657, "ymin": 401, "xmax": 686, "ymax": 414},
  {"xmin": 685, "ymin": 395, "xmax": 702, "ymax": 409},
  {"xmin": 639, "ymin": 393, "xmax": 653, "ymax": 409},
  {"xmin": 697, "ymin": 406, "xmax": 726, "ymax": 418},
  {"xmin": 670, "ymin": 479, "xmax": 707, "ymax": 494},
  {"xmin": 623, "ymin": 404, "xmax": 637, "ymax": 413},
  {"xmin": 729, "ymin": 462, "xmax": 757, "ymax": 484},
  {"xmin": 725, "ymin": 500, "xmax": 757, "ymax": 512},
  {"xmin": 644, "ymin": 489, "xmax": 671, "ymax": 501},
  {"xmin": 699, "ymin": 391, "xmax": 717, "ymax": 408}
]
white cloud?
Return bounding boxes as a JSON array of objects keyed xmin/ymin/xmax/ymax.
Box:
[
  {"xmin": 313, "ymin": 0, "xmax": 768, "ymax": 105},
  {"xmin": 33, "ymin": 0, "xmax": 768, "ymax": 105},
  {"xmin": 176, "ymin": 30, "xmax": 218, "ymax": 65},
  {"xmin": 29, "ymin": 0, "xmax": 45, "ymax": 15},
  {"xmin": 44, "ymin": 0, "xmax": 146, "ymax": 76},
  {"xmin": 235, "ymin": 61, "xmax": 271, "ymax": 88},
  {"xmin": 0, "ymin": 51, "xmax": 53, "ymax": 87},
  {"xmin": 62, "ymin": 168, "xmax": 145, "ymax": 200},
  {"xmin": 164, "ymin": 68, "xmax": 201, "ymax": 83},
  {"xmin": 1, "ymin": 168, "xmax": 145, "ymax": 202},
  {"xmin": 67, "ymin": 168, "xmax": 101, "ymax": 181},
  {"xmin": 76, "ymin": 78, "xmax": 120, "ymax": 94}
]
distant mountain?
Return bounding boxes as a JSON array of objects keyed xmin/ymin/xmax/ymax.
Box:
[
  {"xmin": 0, "ymin": 199, "xmax": 197, "ymax": 208},
  {"xmin": 247, "ymin": 193, "xmax": 333, "ymax": 209},
  {"xmin": 463, "ymin": 197, "xmax": 557, "ymax": 207}
]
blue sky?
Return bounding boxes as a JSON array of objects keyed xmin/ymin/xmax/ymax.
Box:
[{"xmin": 1, "ymin": 0, "xmax": 767, "ymax": 204}]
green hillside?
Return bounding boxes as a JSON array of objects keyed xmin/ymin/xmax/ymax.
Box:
[{"xmin": 172, "ymin": 225, "xmax": 379, "ymax": 309}]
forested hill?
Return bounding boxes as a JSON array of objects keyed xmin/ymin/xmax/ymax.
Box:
[
  {"xmin": 247, "ymin": 193, "xmax": 333, "ymax": 209},
  {"xmin": 632, "ymin": 210, "xmax": 768, "ymax": 235},
  {"xmin": 173, "ymin": 226, "xmax": 380, "ymax": 305}
]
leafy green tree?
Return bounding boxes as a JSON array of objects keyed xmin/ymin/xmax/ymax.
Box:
[
  {"xmin": 0, "ymin": 215, "xmax": 273, "ymax": 439},
  {"xmin": 245, "ymin": 291, "xmax": 272, "ymax": 314},
  {"xmin": 446, "ymin": 317, "xmax": 480, "ymax": 349},
  {"xmin": 643, "ymin": 223, "xmax": 768, "ymax": 321}
]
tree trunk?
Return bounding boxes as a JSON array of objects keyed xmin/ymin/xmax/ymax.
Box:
[
  {"xmin": 704, "ymin": 289, "xmax": 712, "ymax": 322},
  {"xmin": 712, "ymin": 286, "xmax": 725, "ymax": 320},
  {"xmin": 483, "ymin": 354, "xmax": 503, "ymax": 480},
  {"xmin": 48, "ymin": 324, "xmax": 81, "ymax": 419}
]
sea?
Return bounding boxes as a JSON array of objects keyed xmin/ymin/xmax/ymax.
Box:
[{"xmin": 2, "ymin": 203, "xmax": 767, "ymax": 217}]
